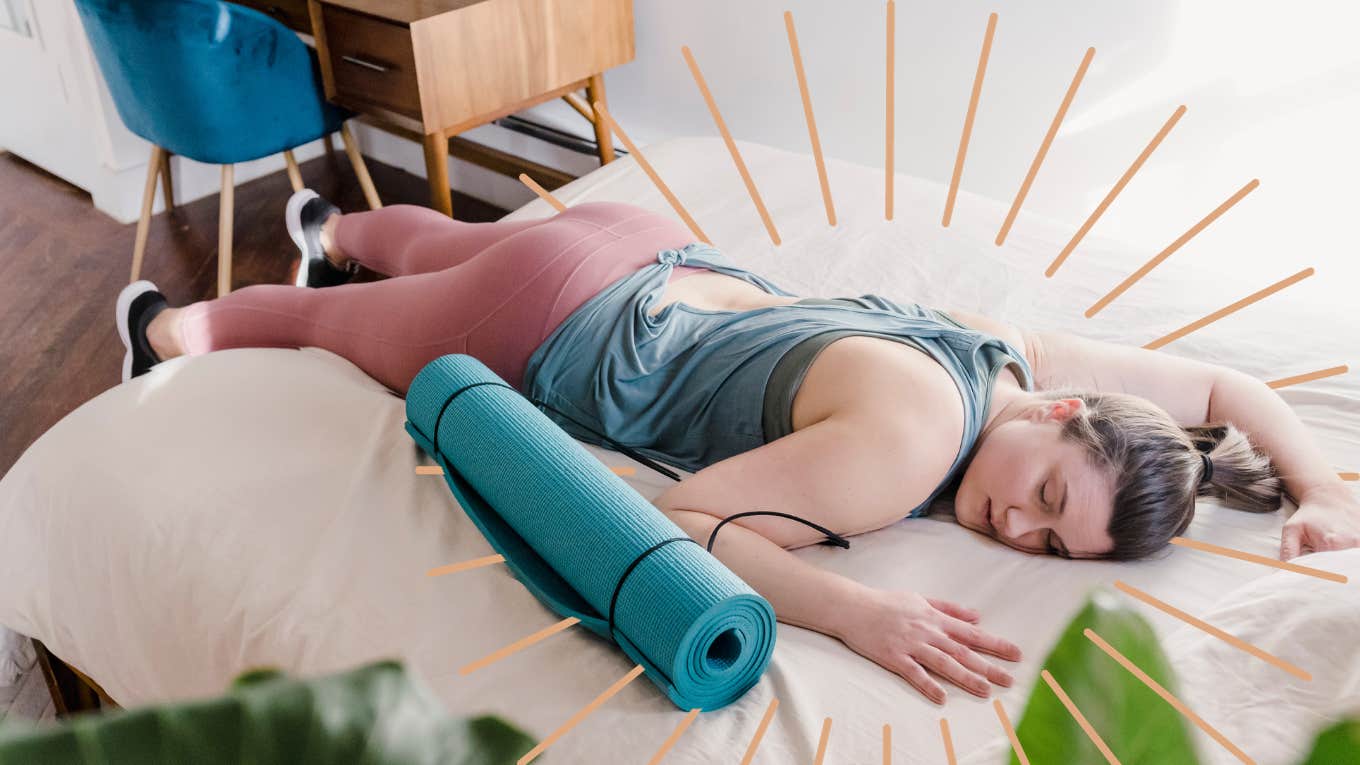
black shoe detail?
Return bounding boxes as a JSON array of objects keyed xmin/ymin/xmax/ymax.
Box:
[
  {"xmin": 116, "ymin": 280, "xmax": 168, "ymax": 382},
  {"xmin": 288, "ymin": 189, "xmax": 354, "ymax": 288}
]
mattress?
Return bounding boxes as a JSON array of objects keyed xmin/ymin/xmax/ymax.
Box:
[{"xmin": 1, "ymin": 137, "xmax": 1357, "ymax": 764}]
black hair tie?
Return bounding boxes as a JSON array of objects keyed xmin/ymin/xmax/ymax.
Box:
[
  {"xmin": 431, "ymin": 381, "xmax": 513, "ymax": 457},
  {"xmin": 1200, "ymin": 451, "xmax": 1214, "ymax": 485}
]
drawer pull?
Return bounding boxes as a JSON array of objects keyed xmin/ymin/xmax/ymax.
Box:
[{"xmin": 341, "ymin": 55, "xmax": 391, "ymax": 73}]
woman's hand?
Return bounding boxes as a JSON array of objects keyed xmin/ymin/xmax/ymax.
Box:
[
  {"xmin": 1281, "ymin": 486, "xmax": 1360, "ymax": 560},
  {"xmin": 835, "ymin": 588, "xmax": 1022, "ymax": 704}
]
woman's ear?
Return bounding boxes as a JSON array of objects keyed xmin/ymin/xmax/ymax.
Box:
[
  {"xmin": 1054, "ymin": 397, "xmax": 1084, "ymax": 421},
  {"xmin": 1035, "ymin": 397, "xmax": 1083, "ymax": 423}
]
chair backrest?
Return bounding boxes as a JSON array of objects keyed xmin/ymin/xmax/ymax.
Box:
[{"xmin": 73, "ymin": 0, "xmax": 347, "ymax": 164}]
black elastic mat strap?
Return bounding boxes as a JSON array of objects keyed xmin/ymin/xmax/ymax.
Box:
[
  {"xmin": 607, "ymin": 536, "xmax": 700, "ymax": 639},
  {"xmin": 432, "ymin": 381, "xmax": 512, "ymax": 458},
  {"xmin": 426, "ymin": 380, "xmax": 681, "ymax": 482},
  {"xmin": 705, "ymin": 511, "xmax": 851, "ymax": 553}
]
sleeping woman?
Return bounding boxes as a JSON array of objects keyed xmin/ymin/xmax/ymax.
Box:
[{"xmin": 115, "ymin": 193, "xmax": 1360, "ymax": 704}]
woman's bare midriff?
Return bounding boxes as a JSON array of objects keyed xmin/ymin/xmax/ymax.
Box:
[{"xmin": 649, "ymin": 271, "xmax": 799, "ymax": 316}]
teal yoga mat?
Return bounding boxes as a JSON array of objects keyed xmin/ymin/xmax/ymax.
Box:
[{"xmin": 405, "ymin": 354, "xmax": 776, "ymax": 711}]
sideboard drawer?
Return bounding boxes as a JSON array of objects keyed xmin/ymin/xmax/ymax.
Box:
[{"xmin": 319, "ymin": 6, "xmax": 423, "ymax": 120}]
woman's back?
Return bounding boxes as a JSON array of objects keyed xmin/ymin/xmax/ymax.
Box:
[{"xmin": 522, "ymin": 243, "xmax": 1034, "ymax": 519}]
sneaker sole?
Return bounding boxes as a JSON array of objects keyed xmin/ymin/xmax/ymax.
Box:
[
  {"xmin": 116, "ymin": 280, "xmax": 158, "ymax": 383},
  {"xmin": 286, "ymin": 189, "xmax": 321, "ymax": 288}
]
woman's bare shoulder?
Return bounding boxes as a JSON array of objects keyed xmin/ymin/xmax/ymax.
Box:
[{"xmin": 933, "ymin": 306, "xmax": 1033, "ymax": 363}]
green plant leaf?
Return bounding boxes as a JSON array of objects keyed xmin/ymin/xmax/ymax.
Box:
[
  {"xmin": 1012, "ymin": 589, "xmax": 1200, "ymax": 765},
  {"xmin": 1298, "ymin": 718, "xmax": 1360, "ymax": 764},
  {"xmin": 0, "ymin": 660, "xmax": 535, "ymax": 765}
]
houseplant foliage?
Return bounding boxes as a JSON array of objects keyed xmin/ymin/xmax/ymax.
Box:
[
  {"xmin": 1012, "ymin": 589, "xmax": 1199, "ymax": 764},
  {"xmin": 1297, "ymin": 718, "xmax": 1360, "ymax": 764},
  {"xmin": 1014, "ymin": 589, "xmax": 1359, "ymax": 765},
  {"xmin": 0, "ymin": 660, "xmax": 534, "ymax": 764}
]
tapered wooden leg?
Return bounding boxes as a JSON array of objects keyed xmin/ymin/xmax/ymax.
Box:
[
  {"xmin": 339, "ymin": 123, "xmax": 382, "ymax": 210},
  {"xmin": 323, "ymin": 133, "xmax": 336, "ymax": 158},
  {"xmin": 585, "ymin": 73, "xmax": 615, "ymax": 165},
  {"xmin": 422, "ymin": 131, "xmax": 452, "ymax": 217},
  {"xmin": 218, "ymin": 165, "xmax": 234, "ymax": 297},
  {"xmin": 130, "ymin": 145, "xmax": 165, "ymax": 282},
  {"xmin": 283, "ymin": 149, "xmax": 304, "ymax": 192},
  {"xmin": 159, "ymin": 151, "xmax": 175, "ymax": 210},
  {"xmin": 562, "ymin": 92, "xmax": 595, "ymax": 124}
]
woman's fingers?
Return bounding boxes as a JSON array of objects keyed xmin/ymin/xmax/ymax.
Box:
[
  {"xmin": 890, "ymin": 656, "xmax": 946, "ymax": 705},
  {"xmin": 932, "ymin": 636, "xmax": 1013, "ymax": 687},
  {"xmin": 1280, "ymin": 524, "xmax": 1304, "ymax": 560},
  {"xmin": 926, "ymin": 597, "xmax": 980, "ymax": 623},
  {"xmin": 946, "ymin": 618, "xmax": 1023, "ymax": 662},
  {"xmin": 918, "ymin": 645, "xmax": 991, "ymax": 698}
]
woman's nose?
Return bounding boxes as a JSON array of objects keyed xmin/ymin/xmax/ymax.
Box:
[{"xmin": 1000, "ymin": 505, "xmax": 1041, "ymax": 538}]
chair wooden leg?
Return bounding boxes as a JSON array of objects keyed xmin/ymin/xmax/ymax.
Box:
[
  {"xmin": 585, "ymin": 73, "xmax": 615, "ymax": 165},
  {"xmin": 323, "ymin": 133, "xmax": 336, "ymax": 159},
  {"xmin": 218, "ymin": 165, "xmax": 234, "ymax": 297},
  {"xmin": 339, "ymin": 123, "xmax": 382, "ymax": 210},
  {"xmin": 159, "ymin": 151, "xmax": 175, "ymax": 210},
  {"xmin": 130, "ymin": 145, "xmax": 165, "ymax": 282},
  {"xmin": 422, "ymin": 131, "xmax": 452, "ymax": 217},
  {"xmin": 283, "ymin": 149, "xmax": 304, "ymax": 192}
]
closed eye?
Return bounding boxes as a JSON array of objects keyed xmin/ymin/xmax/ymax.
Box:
[{"xmin": 1040, "ymin": 476, "xmax": 1069, "ymax": 556}]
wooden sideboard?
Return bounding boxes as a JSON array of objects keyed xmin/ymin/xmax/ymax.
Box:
[{"xmin": 235, "ymin": 0, "xmax": 633, "ymax": 215}]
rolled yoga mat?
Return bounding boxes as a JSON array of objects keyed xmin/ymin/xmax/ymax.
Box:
[{"xmin": 404, "ymin": 354, "xmax": 776, "ymax": 711}]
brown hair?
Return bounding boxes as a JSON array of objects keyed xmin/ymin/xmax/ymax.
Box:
[{"xmin": 1038, "ymin": 389, "xmax": 1283, "ymax": 560}]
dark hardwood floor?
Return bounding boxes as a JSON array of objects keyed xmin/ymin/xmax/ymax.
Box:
[{"xmin": 0, "ymin": 149, "xmax": 506, "ymax": 477}]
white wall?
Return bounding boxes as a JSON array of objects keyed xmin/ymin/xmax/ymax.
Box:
[{"xmin": 425, "ymin": 0, "xmax": 1360, "ymax": 297}]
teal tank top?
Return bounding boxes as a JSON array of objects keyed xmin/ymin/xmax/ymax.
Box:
[{"xmin": 521, "ymin": 243, "xmax": 1035, "ymax": 518}]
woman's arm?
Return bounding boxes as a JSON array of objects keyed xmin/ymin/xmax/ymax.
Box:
[
  {"xmin": 651, "ymin": 414, "xmax": 1022, "ymax": 702},
  {"xmin": 1204, "ymin": 369, "xmax": 1350, "ymax": 506},
  {"xmin": 1026, "ymin": 327, "xmax": 1360, "ymax": 557},
  {"xmin": 1208, "ymin": 369, "xmax": 1360, "ymax": 558},
  {"xmin": 663, "ymin": 506, "xmax": 1019, "ymax": 703}
]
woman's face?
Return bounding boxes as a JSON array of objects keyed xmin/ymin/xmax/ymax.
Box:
[{"xmin": 954, "ymin": 398, "xmax": 1116, "ymax": 558}]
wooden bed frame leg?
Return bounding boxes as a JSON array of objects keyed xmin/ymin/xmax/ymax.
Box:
[{"xmin": 32, "ymin": 639, "xmax": 104, "ymax": 717}]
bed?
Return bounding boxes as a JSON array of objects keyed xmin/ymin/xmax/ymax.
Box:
[{"xmin": 1, "ymin": 137, "xmax": 1357, "ymax": 764}]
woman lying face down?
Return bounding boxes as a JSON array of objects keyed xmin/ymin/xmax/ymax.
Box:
[
  {"xmin": 651, "ymin": 318, "xmax": 1343, "ymax": 707},
  {"xmin": 120, "ymin": 196, "xmax": 1357, "ymax": 707}
]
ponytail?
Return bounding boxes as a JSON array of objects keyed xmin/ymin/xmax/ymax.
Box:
[{"xmin": 1185, "ymin": 423, "xmax": 1283, "ymax": 514}]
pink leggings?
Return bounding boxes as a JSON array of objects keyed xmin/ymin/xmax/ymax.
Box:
[{"xmin": 178, "ymin": 202, "xmax": 708, "ymax": 394}]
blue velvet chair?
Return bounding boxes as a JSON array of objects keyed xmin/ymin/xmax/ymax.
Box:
[{"xmin": 73, "ymin": 0, "xmax": 382, "ymax": 296}]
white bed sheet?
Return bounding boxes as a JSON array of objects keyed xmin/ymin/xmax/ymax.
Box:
[{"xmin": 2, "ymin": 137, "xmax": 1357, "ymax": 764}]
